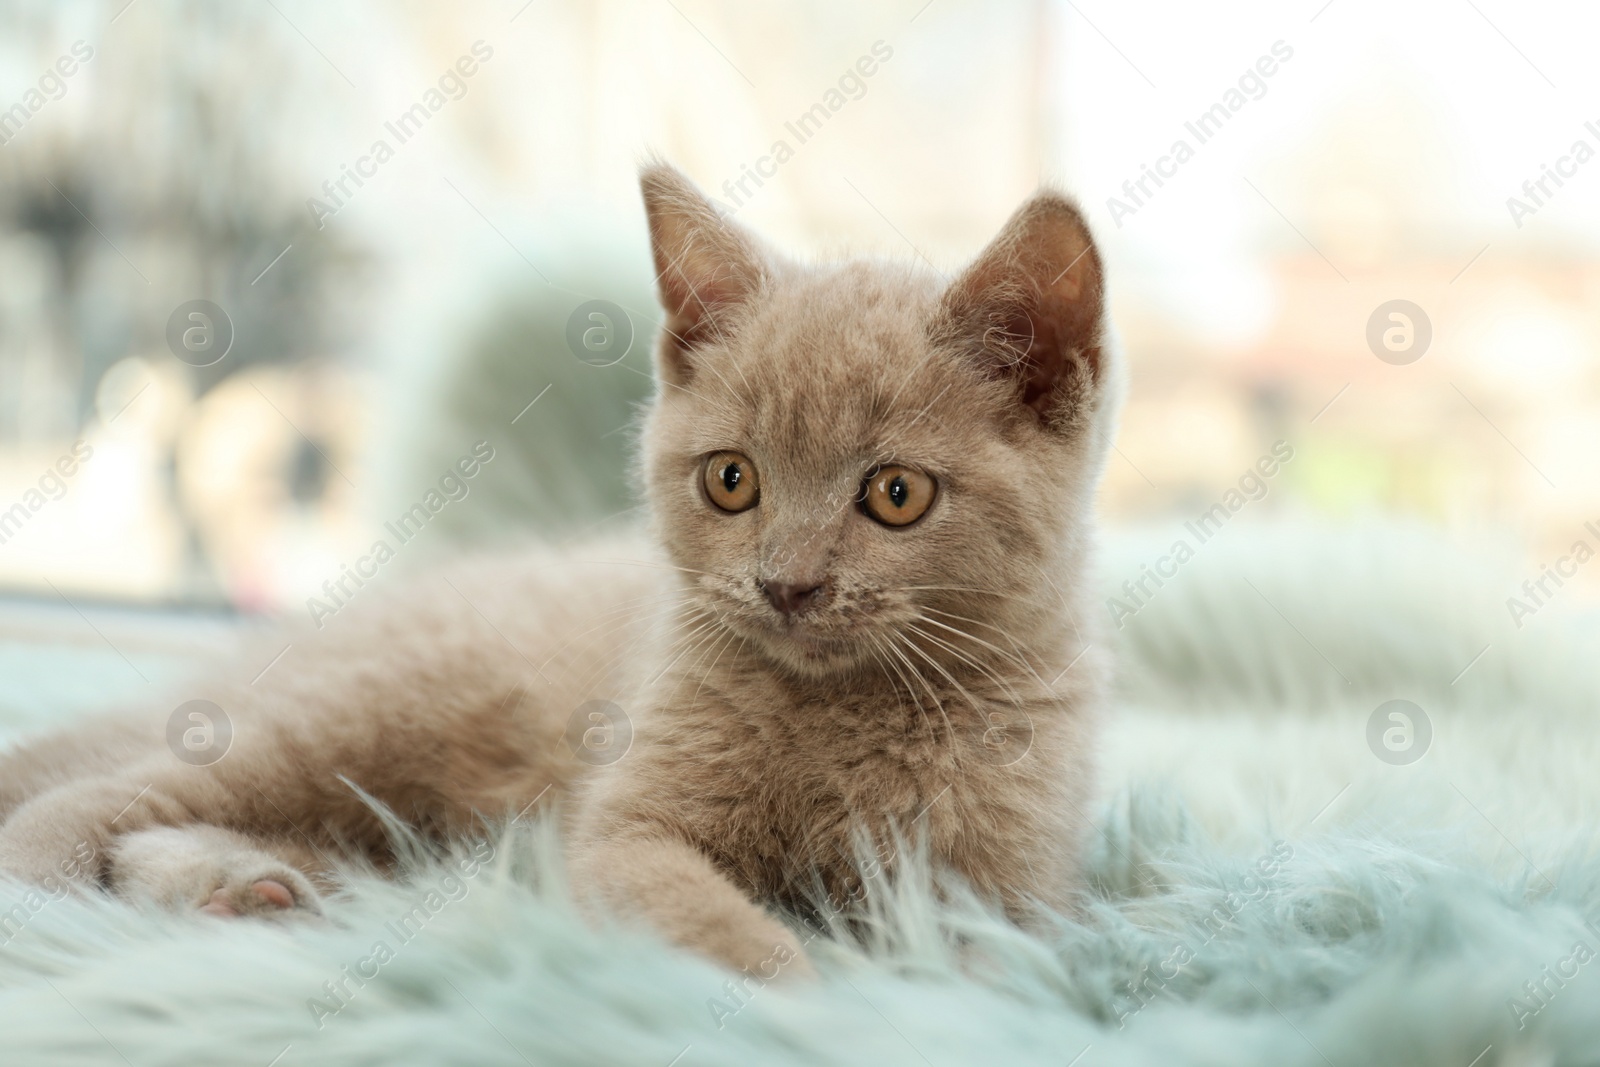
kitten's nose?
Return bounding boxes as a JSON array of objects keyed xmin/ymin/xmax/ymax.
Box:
[{"xmin": 762, "ymin": 579, "xmax": 826, "ymax": 617}]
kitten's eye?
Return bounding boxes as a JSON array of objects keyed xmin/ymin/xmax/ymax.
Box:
[
  {"xmin": 703, "ymin": 452, "xmax": 760, "ymax": 513},
  {"xmin": 863, "ymin": 466, "xmax": 936, "ymax": 527}
]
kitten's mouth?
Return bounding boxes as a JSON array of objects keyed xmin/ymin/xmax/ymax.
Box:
[
  {"xmin": 706, "ymin": 592, "xmax": 876, "ymax": 671},
  {"xmin": 781, "ymin": 627, "xmax": 841, "ymax": 655},
  {"xmin": 747, "ymin": 613, "xmax": 860, "ymax": 667}
]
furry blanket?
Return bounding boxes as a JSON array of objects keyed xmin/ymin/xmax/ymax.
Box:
[{"xmin": 1, "ymin": 521, "xmax": 1596, "ymax": 1066}]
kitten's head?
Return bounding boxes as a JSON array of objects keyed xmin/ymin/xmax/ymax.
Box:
[{"xmin": 639, "ymin": 163, "xmax": 1121, "ymax": 679}]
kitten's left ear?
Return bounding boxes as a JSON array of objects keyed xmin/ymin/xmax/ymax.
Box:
[
  {"xmin": 933, "ymin": 192, "xmax": 1106, "ymax": 431},
  {"xmin": 640, "ymin": 162, "xmax": 769, "ymax": 387}
]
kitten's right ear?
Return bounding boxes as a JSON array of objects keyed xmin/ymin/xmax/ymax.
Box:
[
  {"xmin": 640, "ymin": 163, "xmax": 767, "ymax": 386},
  {"xmin": 934, "ymin": 191, "xmax": 1107, "ymax": 433}
]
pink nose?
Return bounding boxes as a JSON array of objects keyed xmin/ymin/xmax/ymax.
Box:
[{"xmin": 762, "ymin": 579, "xmax": 825, "ymax": 617}]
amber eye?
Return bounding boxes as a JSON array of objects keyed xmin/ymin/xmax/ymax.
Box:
[
  {"xmin": 703, "ymin": 452, "xmax": 760, "ymax": 513},
  {"xmin": 862, "ymin": 466, "xmax": 936, "ymax": 527}
]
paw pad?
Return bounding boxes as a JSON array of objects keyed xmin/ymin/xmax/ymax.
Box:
[{"xmin": 199, "ymin": 879, "xmax": 298, "ymax": 918}]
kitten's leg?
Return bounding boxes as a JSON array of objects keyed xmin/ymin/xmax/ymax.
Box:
[
  {"xmin": 570, "ymin": 834, "xmax": 814, "ymax": 979},
  {"xmin": 0, "ymin": 774, "xmax": 170, "ymax": 888},
  {"xmin": 0, "ymin": 769, "xmax": 335, "ymax": 921},
  {"xmin": 108, "ymin": 824, "xmax": 324, "ymax": 919}
]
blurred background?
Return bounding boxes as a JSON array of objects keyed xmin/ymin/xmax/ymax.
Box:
[{"xmin": 0, "ymin": 0, "xmax": 1597, "ymax": 620}]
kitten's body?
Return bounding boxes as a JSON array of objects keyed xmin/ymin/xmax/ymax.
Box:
[
  {"xmin": 0, "ymin": 164, "xmax": 1118, "ymax": 973},
  {"xmin": 0, "ymin": 549, "xmax": 653, "ymax": 907}
]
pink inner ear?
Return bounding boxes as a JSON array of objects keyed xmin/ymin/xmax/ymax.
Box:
[
  {"xmin": 937, "ymin": 193, "xmax": 1105, "ymax": 422},
  {"xmin": 1011, "ymin": 307, "xmax": 1065, "ymax": 413},
  {"xmin": 641, "ymin": 163, "xmax": 771, "ymax": 380},
  {"xmin": 990, "ymin": 287, "xmax": 1099, "ymax": 416},
  {"xmin": 660, "ymin": 261, "xmax": 746, "ymax": 353},
  {"xmin": 642, "ymin": 191, "xmax": 767, "ymax": 387}
]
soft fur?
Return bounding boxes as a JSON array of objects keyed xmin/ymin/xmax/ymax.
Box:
[
  {"xmin": 0, "ymin": 520, "xmax": 1595, "ymax": 1065},
  {"xmin": 0, "ymin": 163, "xmax": 1120, "ymax": 977}
]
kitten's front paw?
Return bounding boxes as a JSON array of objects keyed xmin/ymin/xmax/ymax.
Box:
[
  {"xmin": 109, "ymin": 825, "xmax": 324, "ymax": 922},
  {"xmin": 707, "ymin": 922, "xmax": 816, "ymax": 983},
  {"xmin": 766, "ymin": 938, "xmax": 816, "ymax": 983},
  {"xmin": 197, "ymin": 864, "xmax": 321, "ymax": 921}
]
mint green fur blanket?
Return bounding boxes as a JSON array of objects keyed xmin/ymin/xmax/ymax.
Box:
[{"xmin": 1, "ymin": 522, "xmax": 1595, "ymax": 1065}]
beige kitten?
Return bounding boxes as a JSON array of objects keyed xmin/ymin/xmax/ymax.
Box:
[{"xmin": 0, "ymin": 164, "xmax": 1119, "ymax": 975}]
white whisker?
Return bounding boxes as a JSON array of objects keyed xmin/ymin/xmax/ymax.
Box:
[
  {"xmin": 866, "ymin": 632, "xmax": 934, "ymax": 744},
  {"xmin": 885, "ymin": 632, "xmax": 959, "ymax": 750},
  {"xmin": 913, "ymin": 612, "xmax": 1051, "ymax": 693},
  {"xmin": 906, "ymin": 622, "xmax": 1030, "ymax": 713}
]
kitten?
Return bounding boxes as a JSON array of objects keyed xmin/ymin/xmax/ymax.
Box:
[{"xmin": 0, "ymin": 163, "xmax": 1119, "ymax": 976}]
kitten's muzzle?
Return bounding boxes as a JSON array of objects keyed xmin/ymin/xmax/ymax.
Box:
[{"xmin": 761, "ymin": 578, "xmax": 827, "ymax": 617}]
